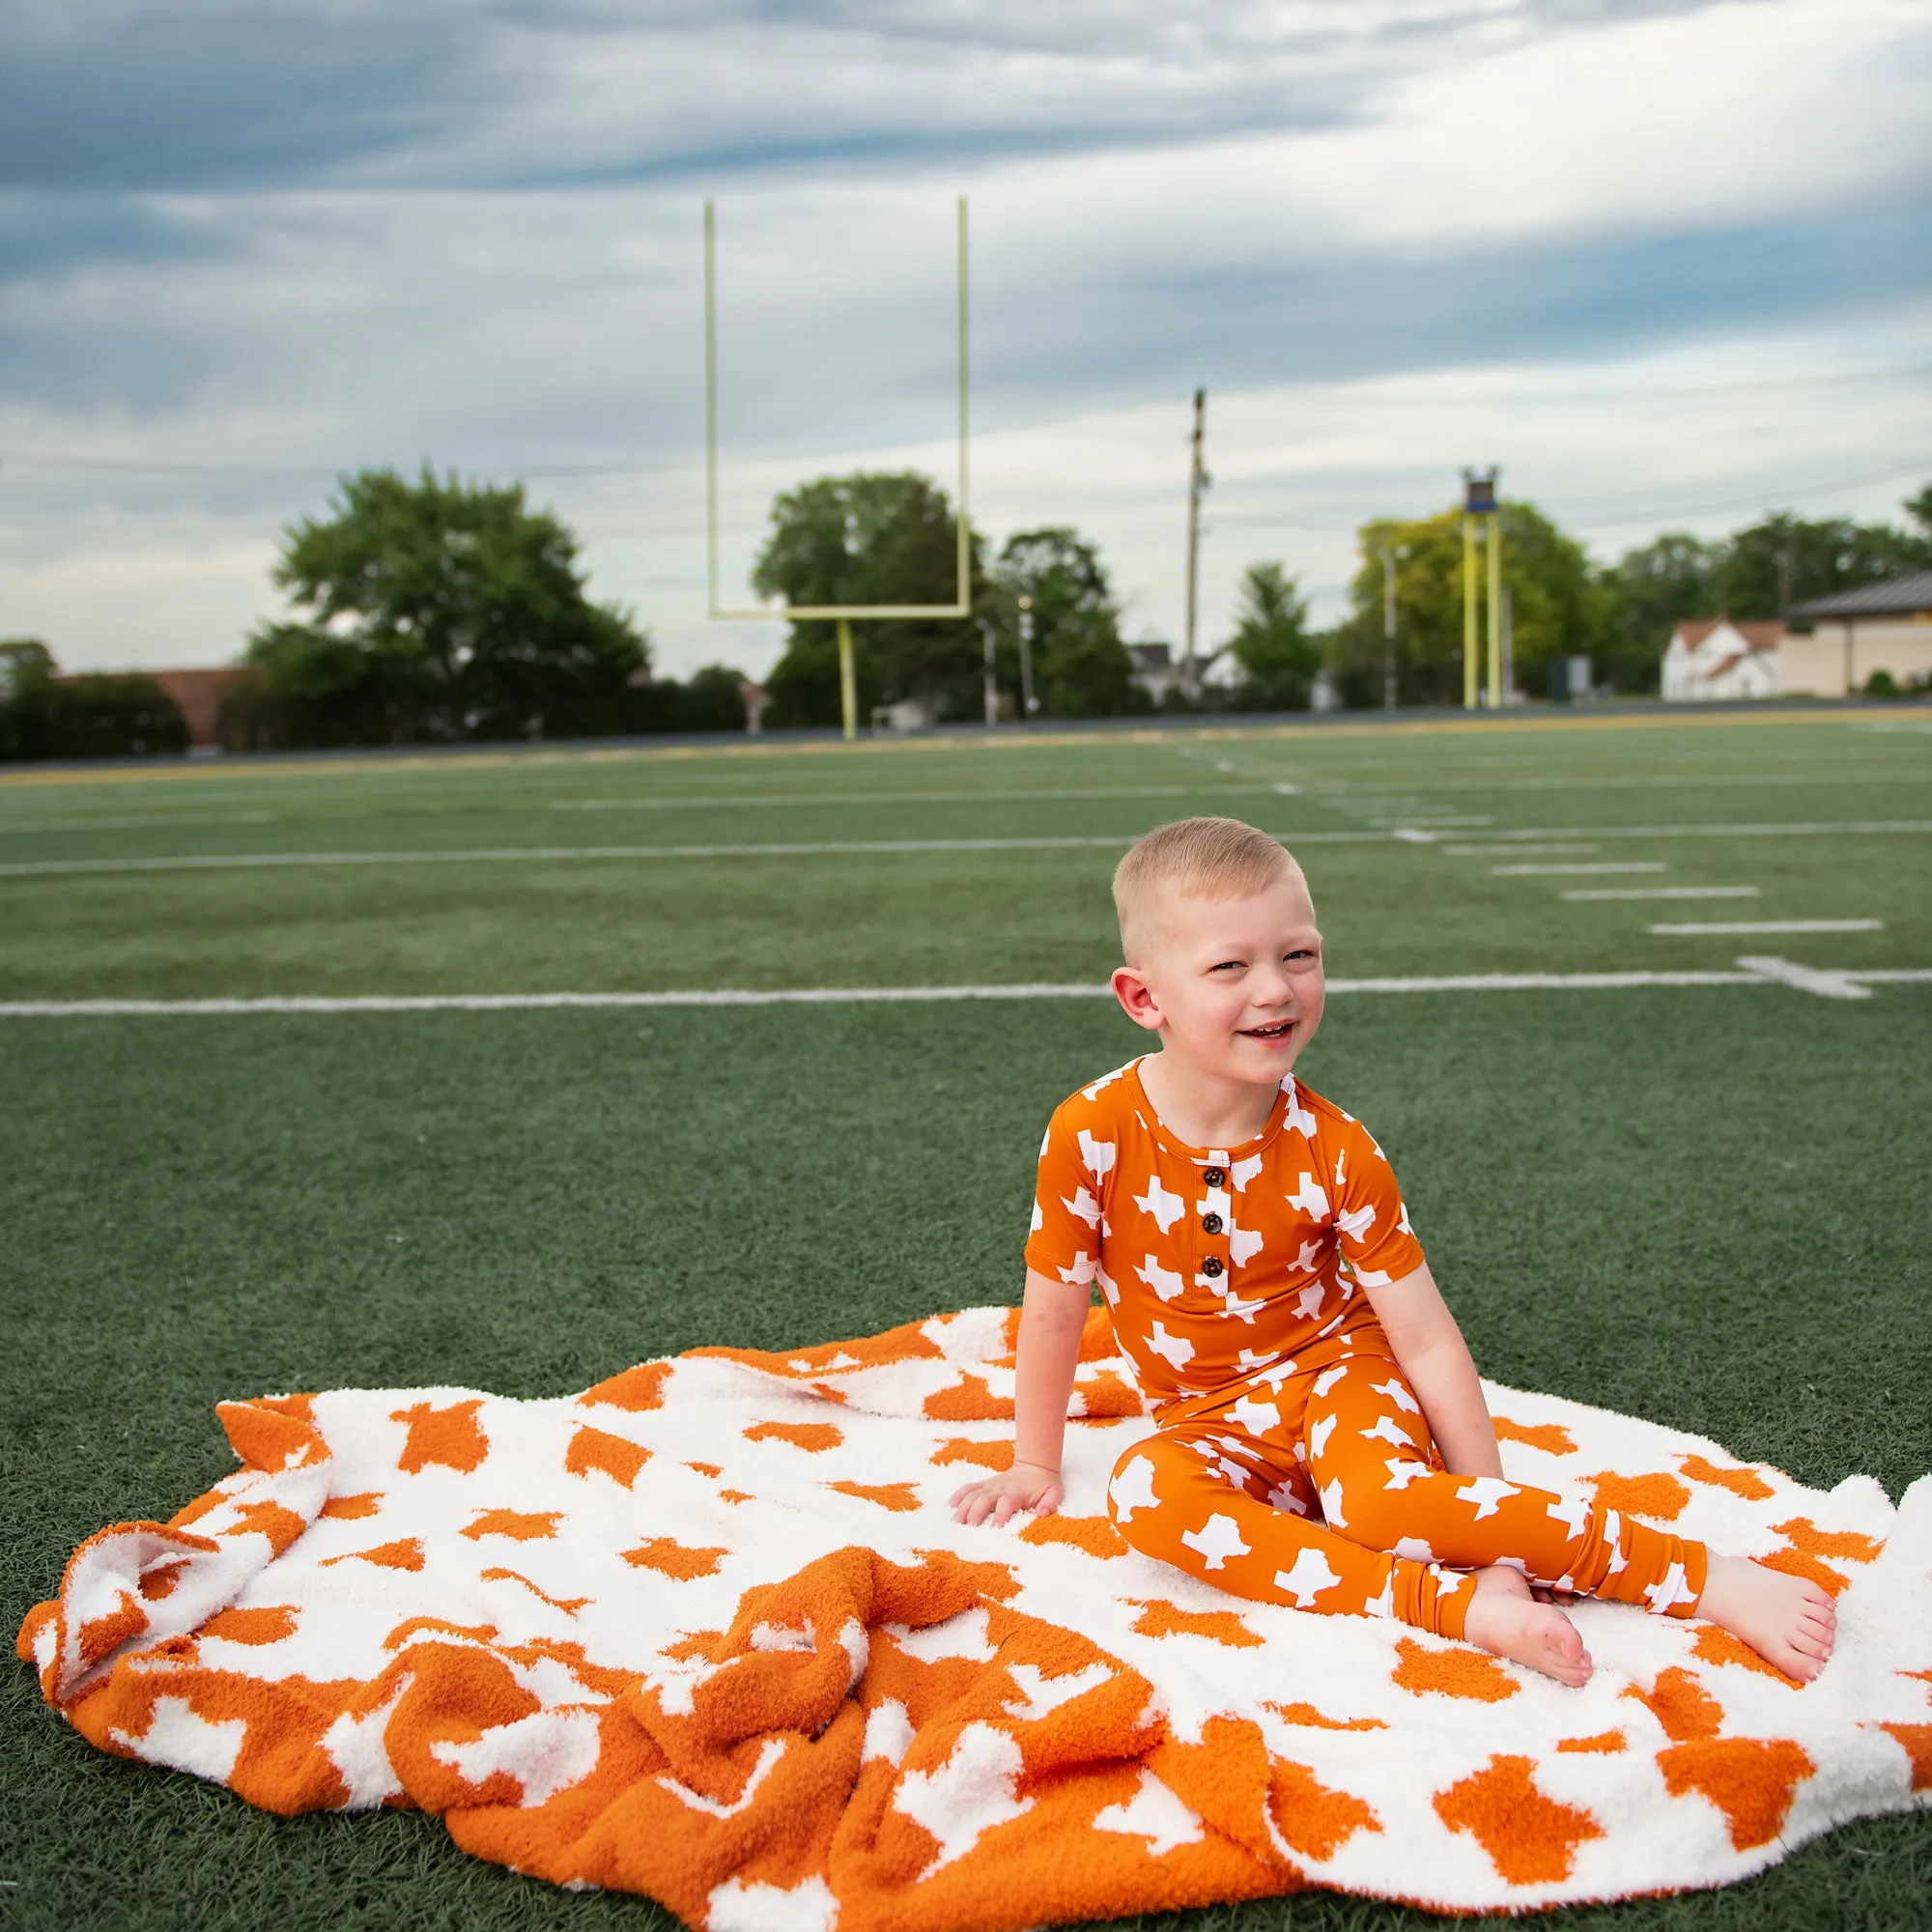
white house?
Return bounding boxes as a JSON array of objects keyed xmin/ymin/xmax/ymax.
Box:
[
  {"xmin": 1125, "ymin": 641, "xmax": 1180, "ymax": 706},
  {"xmin": 1125, "ymin": 642, "xmax": 1240, "ymax": 707},
  {"xmin": 1661, "ymin": 618, "xmax": 1783, "ymax": 700}
]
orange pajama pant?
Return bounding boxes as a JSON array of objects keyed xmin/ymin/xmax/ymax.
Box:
[{"xmin": 1104, "ymin": 1352, "xmax": 1708, "ymax": 1639}]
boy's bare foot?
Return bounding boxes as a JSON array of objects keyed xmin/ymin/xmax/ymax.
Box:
[
  {"xmin": 1693, "ymin": 1554, "xmax": 1836, "ymax": 1682},
  {"xmin": 1463, "ymin": 1570, "xmax": 1593, "ymax": 1687}
]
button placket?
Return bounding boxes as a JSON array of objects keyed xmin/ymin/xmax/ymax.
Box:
[{"xmin": 1196, "ymin": 1158, "xmax": 1233, "ymax": 1287}]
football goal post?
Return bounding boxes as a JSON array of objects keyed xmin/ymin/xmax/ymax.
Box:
[{"xmin": 704, "ymin": 197, "xmax": 973, "ymax": 741}]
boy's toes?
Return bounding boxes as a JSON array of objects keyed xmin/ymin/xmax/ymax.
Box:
[
  {"xmin": 1539, "ymin": 1630, "xmax": 1592, "ymax": 1687},
  {"xmin": 1465, "ymin": 1595, "xmax": 1593, "ymax": 1686}
]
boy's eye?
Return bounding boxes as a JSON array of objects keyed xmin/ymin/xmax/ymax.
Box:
[{"xmin": 1210, "ymin": 959, "xmax": 1242, "ymax": 973}]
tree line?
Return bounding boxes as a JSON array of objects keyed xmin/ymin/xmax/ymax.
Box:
[
  {"xmin": 739, "ymin": 470, "xmax": 1932, "ymax": 720},
  {"xmin": 0, "ymin": 640, "xmax": 189, "ymax": 760},
  {"xmin": 4, "ymin": 468, "xmax": 1927, "ymax": 759},
  {"xmin": 1329, "ymin": 487, "xmax": 1932, "ymax": 706}
]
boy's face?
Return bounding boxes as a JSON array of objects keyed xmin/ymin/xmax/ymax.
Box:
[{"xmin": 1114, "ymin": 869, "xmax": 1325, "ymax": 1083}]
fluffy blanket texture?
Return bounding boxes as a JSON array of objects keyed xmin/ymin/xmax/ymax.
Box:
[{"xmin": 19, "ymin": 1307, "xmax": 1932, "ymax": 1929}]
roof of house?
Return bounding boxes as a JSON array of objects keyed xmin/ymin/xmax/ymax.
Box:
[
  {"xmin": 1125, "ymin": 642, "xmax": 1173, "ymax": 669},
  {"xmin": 1788, "ymin": 569, "xmax": 1932, "ymax": 619},
  {"xmin": 1670, "ymin": 617, "xmax": 1783, "ymax": 652}
]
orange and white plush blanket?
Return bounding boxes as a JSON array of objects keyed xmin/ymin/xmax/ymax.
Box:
[{"xmin": 19, "ymin": 1308, "xmax": 1932, "ymax": 1929}]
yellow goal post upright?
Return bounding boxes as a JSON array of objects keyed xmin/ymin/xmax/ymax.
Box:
[
  {"xmin": 704, "ymin": 197, "xmax": 974, "ymax": 742},
  {"xmin": 1460, "ymin": 468, "xmax": 1503, "ymax": 711}
]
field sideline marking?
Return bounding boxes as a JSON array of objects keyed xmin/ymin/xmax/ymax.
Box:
[
  {"xmin": 7, "ymin": 962, "xmax": 1930, "ymax": 1016},
  {"xmin": 4, "ymin": 820, "xmax": 1931, "ymax": 880}
]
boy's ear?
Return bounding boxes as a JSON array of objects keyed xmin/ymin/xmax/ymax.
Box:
[{"xmin": 1111, "ymin": 965, "xmax": 1164, "ymax": 1033}]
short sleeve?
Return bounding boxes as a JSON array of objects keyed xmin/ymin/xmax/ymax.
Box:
[
  {"xmin": 1329, "ymin": 1118, "xmax": 1424, "ymax": 1288},
  {"xmin": 1023, "ymin": 1105, "xmax": 1104, "ymax": 1287}
]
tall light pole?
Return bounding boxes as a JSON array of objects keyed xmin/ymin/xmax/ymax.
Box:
[
  {"xmin": 1017, "ymin": 595, "xmax": 1037, "ymax": 719},
  {"xmin": 1182, "ymin": 388, "xmax": 1208, "ymax": 696},
  {"xmin": 1378, "ymin": 544, "xmax": 1404, "ymax": 712},
  {"xmin": 1500, "ymin": 584, "xmax": 1514, "ymax": 708}
]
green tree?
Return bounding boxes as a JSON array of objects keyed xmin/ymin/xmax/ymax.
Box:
[
  {"xmin": 983, "ymin": 527, "xmax": 1144, "ymax": 719},
  {"xmin": 0, "ymin": 641, "xmax": 188, "ymax": 761},
  {"xmin": 755, "ymin": 473, "xmax": 982, "ymax": 728},
  {"xmin": 234, "ymin": 467, "xmax": 646, "ymax": 746},
  {"xmin": 1332, "ymin": 500, "xmax": 1611, "ymax": 704},
  {"xmin": 1903, "ymin": 482, "xmax": 1932, "ymax": 540},
  {"xmin": 0, "ymin": 638, "xmax": 57, "ymax": 698},
  {"xmin": 1710, "ymin": 509, "xmax": 1931, "ymax": 619},
  {"xmin": 1598, "ymin": 532, "xmax": 1719, "ymax": 693},
  {"xmin": 1223, "ymin": 563, "xmax": 1319, "ymax": 710},
  {"xmin": 632, "ymin": 664, "xmax": 748, "ymax": 734}
]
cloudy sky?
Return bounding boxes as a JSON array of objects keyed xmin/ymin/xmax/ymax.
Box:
[{"xmin": 4, "ymin": 0, "xmax": 1930, "ymax": 680}]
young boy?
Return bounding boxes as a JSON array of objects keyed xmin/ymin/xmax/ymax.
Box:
[{"xmin": 952, "ymin": 817, "xmax": 1836, "ymax": 1685}]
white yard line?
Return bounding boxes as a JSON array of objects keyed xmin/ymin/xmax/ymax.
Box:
[
  {"xmin": 1440, "ymin": 820, "xmax": 1932, "ymax": 842},
  {"xmin": 548, "ymin": 785, "xmax": 1272, "ymax": 810},
  {"xmin": 0, "ymin": 831, "xmax": 1392, "ymax": 878},
  {"xmin": 1648, "ymin": 920, "xmax": 1885, "ymax": 935},
  {"xmin": 1731, "ymin": 956, "xmax": 1873, "ymax": 1001},
  {"xmin": 1367, "ymin": 815, "xmax": 1496, "ymax": 829},
  {"xmin": 1563, "ymin": 886, "xmax": 1762, "ymax": 900},
  {"xmin": 0, "ymin": 811, "xmax": 276, "ymax": 835},
  {"xmin": 1444, "ymin": 843, "xmax": 1600, "ymax": 857},
  {"xmin": 1492, "ymin": 862, "xmax": 1667, "ymax": 876},
  {"xmin": 4, "ymin": 818, "xmax": 1929, "ymax": 880},
  {"xmin": 1304, "ymin": 768, "xmax": 1932, "ymax": 793},
  {"xmin": 3, "ymin": 959, "xmax": 1924, "ymax": 1016}
]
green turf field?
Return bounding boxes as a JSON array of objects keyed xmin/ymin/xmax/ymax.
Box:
[{"xmin": 3, "ymin": 710, "xmax": 1928, "ymax": 1929}]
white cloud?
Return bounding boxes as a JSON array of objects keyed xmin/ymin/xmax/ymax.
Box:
[{"xmin": 1, "ymin": 0, "xmax": 1929, "ymax": 676}]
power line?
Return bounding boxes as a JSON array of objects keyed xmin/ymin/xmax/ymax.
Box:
[{"xmin": 3, "ymin": 363, "xmax": 1927, "ymax": 485}]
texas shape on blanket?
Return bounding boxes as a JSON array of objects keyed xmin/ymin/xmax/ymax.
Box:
[{"xmin": 19, "ymin": 1306, "xmax": 1932, "ymax": 1930}]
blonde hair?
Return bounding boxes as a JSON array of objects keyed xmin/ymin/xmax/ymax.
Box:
[{"xmin": 1112, "ymin": 817, "xmax": 1300, "ymax": 961}]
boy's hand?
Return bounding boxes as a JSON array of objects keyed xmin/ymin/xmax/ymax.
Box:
[{"xmin": 950, "ymin": 1461, "xmax": 1063, "ymax": 1526}]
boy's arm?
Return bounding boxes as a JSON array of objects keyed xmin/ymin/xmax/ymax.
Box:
[
  {"xmin": 950, "ymin": 1268, "xmax": 1093, "ymax": 1525},
  {"xmin": 1356, "ymin": 1262, "xmax": 1504, "ymax": 1479}
]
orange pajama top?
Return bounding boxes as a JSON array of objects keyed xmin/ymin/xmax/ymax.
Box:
[{"xmin": 1024, "ymin": 1059, "xmax": 1427, "ymax": 1414}]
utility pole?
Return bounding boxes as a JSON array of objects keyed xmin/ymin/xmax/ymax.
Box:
[
  {"xmin": 1378, "ymin": 545, "xmax": 1403, "ymax": 711},
  {"xmin": 980, "ymin": 618, "xmax": 998, "ymax": 727},
  {"xmin": 1183, "ymin": 388, "xmax": 1208, "ymax": 696}
]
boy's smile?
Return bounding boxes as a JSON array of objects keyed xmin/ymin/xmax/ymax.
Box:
[{"xmin": 1239, "ymin": 1017, "xmax": 1296, "ymax": 1040}]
